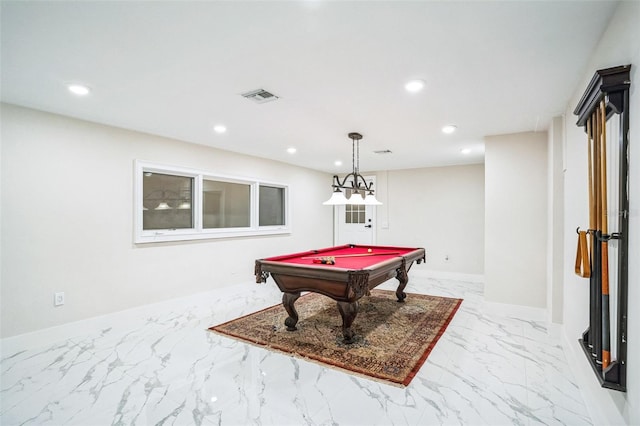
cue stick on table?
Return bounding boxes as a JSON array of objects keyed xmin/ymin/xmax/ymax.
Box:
[{"xmin": 301, "ymin": 252, "xmax": 401, "ymax": 260}]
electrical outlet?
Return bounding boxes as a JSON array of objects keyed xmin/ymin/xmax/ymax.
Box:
[{"xmin": 54, "ymin": 292, "xmax": 65, "ymax": 306}]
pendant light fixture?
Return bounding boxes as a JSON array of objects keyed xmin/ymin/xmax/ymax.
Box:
[{"xmin": 323, "ymin": 132, "xmax": 382, "ymax": 206}]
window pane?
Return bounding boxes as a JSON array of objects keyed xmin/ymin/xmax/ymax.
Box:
[
  {"xmin": 344, "ymin": 198, "xmax": 366, "ymax": 224},
  {"xmin": 259, "ymin": 185, "xmax": 285, "ymax": 226},
  {"xmin": 203, "ymin": 180, "xmax": 250, "ymax": 228},
  {"xmin": 143, "ymin": 173, "xmax": 193, "ymax": 230}
]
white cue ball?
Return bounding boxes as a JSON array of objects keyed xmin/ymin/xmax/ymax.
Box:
[{"xmin": 367, "ymin": 249, "xmax": 372, "ymax": 253}]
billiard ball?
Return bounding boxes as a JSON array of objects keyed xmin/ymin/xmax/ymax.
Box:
[{"xmin": 367, "ymin": 248, "xmax": 372, "ymax": 253}]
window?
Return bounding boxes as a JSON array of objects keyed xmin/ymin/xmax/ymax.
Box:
[
  {"xmin": 135, "ymin": 161, "xmax": 289, "ymax": 243},
  {"xmin": 203, "ymin": 179, "xmax": 251, "ymax": 229},
  {"xmin": 259, "ymin": 185, "xmax": 285, "ymax": 226},
  {"xmin": 143, "ymin": 173, "xmax": 194, "ymax": 230}
]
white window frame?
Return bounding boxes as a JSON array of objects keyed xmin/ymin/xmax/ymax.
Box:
[{"xmin": 134, "ymin": 160, "xmax": 290, "ymax": 243}]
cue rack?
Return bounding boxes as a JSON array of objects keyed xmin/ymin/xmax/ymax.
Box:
[{"xmin": 574, "ymin": 64, "xmax": 631, "ymax": 391}]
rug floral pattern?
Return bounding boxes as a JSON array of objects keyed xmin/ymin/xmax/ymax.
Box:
[{"xmin": 209, "ymin": 289, "xmax": 462, "ymax": 386}]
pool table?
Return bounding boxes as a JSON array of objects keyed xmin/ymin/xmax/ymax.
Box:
[{"xmin": 255, "ymin": 244, "xmax": 426, "ymax": 343}]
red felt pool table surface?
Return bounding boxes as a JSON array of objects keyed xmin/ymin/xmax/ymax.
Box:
[{"xmin": 262, "ymin": 244, "xmax": 418, "ymax": 269}]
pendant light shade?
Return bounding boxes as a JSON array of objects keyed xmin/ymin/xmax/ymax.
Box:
[
  {"xmin": 363, "ymin": 193, "xmax": 382, "ymax": 205},
  {"xmin": 348, "ymin": 192, "xmax": 365, "ymax": 205},
  {"xmin": 322, "ymin": 189, "xmax": 349, "ymax": 205}
]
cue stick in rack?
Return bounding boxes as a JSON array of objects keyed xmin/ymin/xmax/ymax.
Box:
[
  {"xmin": 594, "ymin": 107, "xmax": 601, "ymax": 238},
  {"xmin": 587, "ymin": 115, "xmax": 598, "ymax": 355},
  {"xmin": 592, "ymin": 109, "xmax": 603, "ymax": 362},
  {"xmin": 584, "ymin": 116, "xmax": 594, "ymax": 353},
  {"xmin": 600, "ymin": 99, "xmax": 611, "ymax": 370},
  {"xmin": 301, "ymin": 252, "xmax": 401, "ymax": 260},
  {"xmin": 588, "ymin": 116, "xmax": 595, "ymax": 263},
  {"xmin": 587, "ymin": 114, "xmax": 600, "ymax": 342}
]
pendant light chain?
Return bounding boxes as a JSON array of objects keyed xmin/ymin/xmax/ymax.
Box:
[
  {"xmin": 356, "ymin": 138, "xmax": 360, "ymax": 175},
  {"xmin": 352, "ymin": 138, "xmax": 356, "ymax": 176}
]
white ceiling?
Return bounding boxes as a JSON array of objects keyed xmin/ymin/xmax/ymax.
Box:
[{"xmin": 1, "ymin": 1, "xmax": 618, "ymax": 174}]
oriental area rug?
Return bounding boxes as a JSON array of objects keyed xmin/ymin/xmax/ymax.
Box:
[{"xmin": 209, "ymin": 289, "xmax": 462, "ymax": 386}]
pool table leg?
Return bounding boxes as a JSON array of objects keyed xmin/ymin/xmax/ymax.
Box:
[
  {"xmin": 395, "ymin": 265, "xmax": 409, "ymax": 302},
  {"xmin": 282, "ymin": 292, "xmax": 301, "ymax": 331},
  {"xmin": 337, "ymin": 301, "xmax": 359, "ymax": 343}
]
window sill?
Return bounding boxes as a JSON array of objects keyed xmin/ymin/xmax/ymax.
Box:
[{"xmin": 134, "ymin": 228, "xmax": 291, "ymax": 244}]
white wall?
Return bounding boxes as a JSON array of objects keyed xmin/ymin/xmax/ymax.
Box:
[
  {"xmin": 547, "ymin": 116, "xmax": 564, "ymax": 323},
  {"xmin": 562, "ymin": 2, "xmax": 639, "ymax": 424},
  {"xmin": 485, "ymin": 131, "xmax": 547, "ymax": 308},
  {"xmin": 0, "ymin": 104, "xmax": 333, "ymax": 338},
  {"xmin": 374, "ymin": 164, "xmax": 484, "ymax": 275}
]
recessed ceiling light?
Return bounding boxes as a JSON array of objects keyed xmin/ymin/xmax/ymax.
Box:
[
  {"xmin": 287, "ymin": 147, "xmax": 297, "ymax": 154},
  {"xmin": 405, "ymin": 79, "xmax": 425, "ymax": 93},
  {"xmin": 460, "ymin": 148, "xmax": 471, "ymax": 154},
  {"xmin": 213, "ymin": 125, "xmax": 227, "ymax": 134},
  {"xmin": 67, "ymin": 84, "xmax": 90, "ymax": 96},
  {"xmin": 442, "ymin": 125, "xmax": 457, "ymax": 134},
  {"xmin": 334, "ymin": 160, "xmax": 343, "ymax": 166}
]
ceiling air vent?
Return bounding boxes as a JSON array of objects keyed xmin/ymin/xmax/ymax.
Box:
[
  {"xmin": 374, "ymin": 149, "xmax": 393, "ymax": 154},
  {"xmin": 241, "ymin": 88, "xmax": 279, "ymax": 104}
]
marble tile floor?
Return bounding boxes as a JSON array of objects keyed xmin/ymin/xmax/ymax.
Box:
[{"xmin": 1, "ymin": 272, "xmax": 593, "ymax": 426}]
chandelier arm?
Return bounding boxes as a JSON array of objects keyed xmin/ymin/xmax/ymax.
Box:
[
  {"xmin": 332, "ymin": 173, "xmax": 374, "ymax": 194},
  {"xmin": 353, "ymin": 173, "xmax": 373, "ymax": 192},
  {"xmin": 332, "ymin": 173, "xmax": 355, "ymax": 189}
]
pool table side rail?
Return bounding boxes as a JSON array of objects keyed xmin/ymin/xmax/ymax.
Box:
[{"xmin": 255, "ymin": 247, "xmax": 425, "ymax": 279}]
